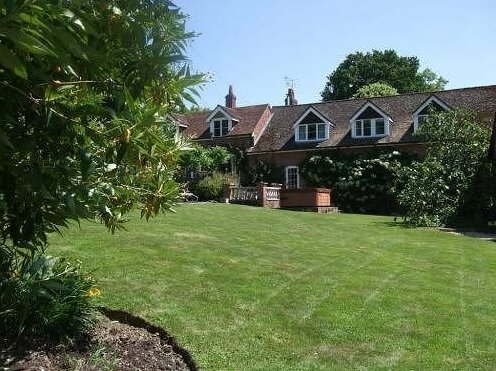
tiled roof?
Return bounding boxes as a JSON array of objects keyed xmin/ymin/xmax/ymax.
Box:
[
  {"xmin": 173, "ymin": 104, "xmax": 271, "ymax": 140},
  {"xmin": 250, "ymin": 85, "xmax": 496, "ymax": 153}
]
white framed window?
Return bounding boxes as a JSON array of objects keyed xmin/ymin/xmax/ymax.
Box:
[
  {"xmin": 285, "ymin": 166, "xmax": 299, "ymax": 189},
  {"xmin": 296, "ymin": 123, "xmax": 328, "ymax": 142},
  {"xmin": 293, "ymin": 107, "xmax": 333, "ymax": 143},
  {"xmin": 416, "ymin": 114, "xmax": 429, "ymax": 129},
  {"xmin": 350, "ymin": 102, "xmax": 391, "ymax": 139},
  {"xmin": 354, "ymin": 118, "xmax": 386, "ymax": 138},
  {"xmin": 213, "ymin": 119, "xmax": 229, "ymax": 137},
  {"xmin": 413, "ymin": 96, "xmax": 450, "ymax": 132}
]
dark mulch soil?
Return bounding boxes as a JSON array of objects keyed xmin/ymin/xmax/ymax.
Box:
[{"xmin": 1, "ymin": 312, "xmax": 195, "ymax": 371}]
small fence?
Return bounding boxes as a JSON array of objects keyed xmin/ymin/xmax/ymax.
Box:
[
  {"xmin": 229, "ymin": 187, "xmax": 259, "ymax": 203},
  {"xmin": 226, "ymin": 184, "xmax": 336, "ymax": 212},
  {"xmin": 266, "ymin": 187, "xmax": 280, "ymax": 201},
  {"xmin": 227, "ymin": 183, "xmax": 281, "ymax": 208}
]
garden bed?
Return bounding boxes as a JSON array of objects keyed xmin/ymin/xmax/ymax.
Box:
[{"xmin": 1, "ymin": 310, "xmax": 197, "ymax": 371}]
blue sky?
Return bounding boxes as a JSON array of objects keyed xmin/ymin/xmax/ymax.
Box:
[{"xmin": 176, "ymin": 0, "xmax": 496, "ymax": 108}]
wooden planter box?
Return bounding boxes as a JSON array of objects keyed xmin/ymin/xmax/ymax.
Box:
[{"xmin": 280, "ymin": 188, "xmax": 334, "ymax": 212}]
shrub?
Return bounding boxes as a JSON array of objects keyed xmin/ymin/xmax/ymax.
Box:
[
  {"xmin": 301, "ymin": 151, "xmax": 414, "ymax": 214},
  {"xmin": 192, "ymin": 172, "xmax": 236, "ymax": 201},
  {"xmin": 0, "ymin": 1, "xmax": 202, "ymax": 339},
  {"xmin": 398, "ymin": 110, "xmax": 491, "ymax": 226},
  {"xmin": 179, "ymin": 145, "xmax": 232, "ymax": 176},
  {"xmin": 0, "ymin": 255, "xmax": 98, "ymax": 340},
  {"xmin": 247, "ymin": 160, "xmax": 284, "ymax": 185}
]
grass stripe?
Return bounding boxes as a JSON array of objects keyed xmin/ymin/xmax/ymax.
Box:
[{"xmin": 49, "ymin": 204, "xmax": 496, "ymax": 370}]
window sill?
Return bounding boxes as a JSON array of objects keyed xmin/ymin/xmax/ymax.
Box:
[
  {"xmin": 295, "ymin": 138, "xmax": 329, "ymax": 143},
  {"xmin": 351, "ymin": 134, "xmax": 388, "ymax": 139}
]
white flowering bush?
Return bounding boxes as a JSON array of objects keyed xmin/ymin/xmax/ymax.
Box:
[
  {"xmin": 301, "ymin": 151, "xmax": 414, "ymax": 213},
  {"xmin": 398, "ymin": 110, "xmax": 491, "ymax": 226}
]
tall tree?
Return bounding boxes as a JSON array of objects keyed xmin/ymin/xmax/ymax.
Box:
[
  {"xmin": 353, "ymin": 82, "xmax": 398, "ymax": 98},
  {"xmin": 0, "ymin": 1, "xmax": 203, "ymax": 276},
  {"xmin": 321, "ymin": 50, "xmax": 447, "ymax": 101},
  {"xmin": 0, "ymin": 0, "xmax": 206, "ymax": 339}
]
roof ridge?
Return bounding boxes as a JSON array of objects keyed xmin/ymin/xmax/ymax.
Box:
[
  {"xmin": 271, "ymin": 84, "xmax": 496, "ymax": 108},
  {"xmin": 223, "ymin": 103, "xmax": 270, "ymax": 110}
]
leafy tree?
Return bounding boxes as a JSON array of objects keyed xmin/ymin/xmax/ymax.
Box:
[
  {"xmin": 179, "ymin": 145, "xmax": 231, "ymax": 174},
  {"xmin": 418, "ymin": 68, "xmax": 449, "ymax": 92},
  {"xmin": 182, "ymin": 105, "xmax": 211, "ymax": 113},
  {"xmin": 398, "ymin": 110, "xmax": 490, "ymax": 226},
  {"xmin": 0, "ymin": 0, "xmax": 203, "ymax": 336},
  {"xmin": 353, "ymin": 82, "xmax": 398, "ymax": 98},
  {"xmin": 321, "ymin": 50, "xmax": 447, "ymax": 101}
]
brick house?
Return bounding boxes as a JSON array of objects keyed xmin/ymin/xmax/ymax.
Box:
[
  {"xmin": 169, "ymin": 86, "xmax": 272, "ymax": 151},
  {"xmin": 173, "ymin": 85, "xmax": 496, "ymax": 189}
]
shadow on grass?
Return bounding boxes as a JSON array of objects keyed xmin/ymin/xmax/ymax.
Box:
[
  {"xmin": 374, "ymin": 220, "xmax": 496, "ymax": 241},
  {"xmin": 373, "ymin": 219, "xmax": 417, "ymax": 229}
]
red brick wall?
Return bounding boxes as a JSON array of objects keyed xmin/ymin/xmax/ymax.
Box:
[
  {"xmin": 280, "ymin": 188, "xmax": 332, "ymax": 208},
  {"xmin": 248, "ymin": 143, "xmax": 427, "ymax": 187},
  {"xmin": 249, "ymin": 144, "xmax": 426, "ymax": 166}
]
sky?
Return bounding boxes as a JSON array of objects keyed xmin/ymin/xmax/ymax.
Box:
[{"xmin": 176, "ymin": 0, "xmax": 496, "ymax": 109}]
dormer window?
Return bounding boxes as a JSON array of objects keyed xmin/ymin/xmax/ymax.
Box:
[
  {"xmin": 294, "ymin": 107, "xmax": 333, "ymax": 142},
  {"xmin": 413, "ymin": 96, "xmax": 450, "ymax": 132},
  {"xmin": 354, "ymin": 118, "xmax": 385, "ymax": 137},
  {"xmin": 297, "ymin": 123, "xmax": 327, "ymax": 141},
  {"xmin": 206, "ymin": 105, "xmax": 239, "ymax": 137},
  {"xmin": 213, "ymin": 119, "xmax": 229, "ymax": 137},
  {"xmin": 416, "ymin": 114, "xmax": 429, "ymax": 127},
  {"xmin": 350, "ymin": 102, "xmax": 392, "ymax": 138}
]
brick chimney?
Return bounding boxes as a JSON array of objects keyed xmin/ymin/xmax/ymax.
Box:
[
  {"xmin": 225, "ymin": 85, "xmax": 237, "ymax": 108},
  {"xmin": 285, "ymin": 88, "xmax": 298, "ymax": 106}
]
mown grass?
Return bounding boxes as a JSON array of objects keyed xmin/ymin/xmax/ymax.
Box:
[{"xmin": 49, "ymin": 203, "xmax": 496, "ymax": 370}]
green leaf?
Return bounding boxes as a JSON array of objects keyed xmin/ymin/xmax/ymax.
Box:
[
  {"xmin": 42, "ymin": 280, "xmax": 67, "ymax": 292},
  {"xmin": 0, "ymin": 45, "xmax": 27, "ymax": 78},
  {"xmin": 2, "ymin": 28, "xmax": 58, "ymax": 57},
  {"xmin": 53, "ymin": 28, "xmax": 85, "ymax": 58},
  {"xmin": 17, "ymin": 13, "xmax": 51, "ymax": 32}
]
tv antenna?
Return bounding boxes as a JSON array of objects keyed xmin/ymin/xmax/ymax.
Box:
[{"xmin": 284, "ymin": 76, "xmax": 297, "ymax": 89}]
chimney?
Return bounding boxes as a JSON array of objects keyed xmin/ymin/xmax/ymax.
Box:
[
  {"xmin": 225, "ymin": 85, "xmax": 237, "ymax": 108},
  {"xmin": 285, "ymin": 88, "xmax": 298, "ymax": 106}
]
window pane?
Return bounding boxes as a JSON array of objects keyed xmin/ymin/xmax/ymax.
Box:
[
  {"xmin": 363, "ymin": 120, "xmax": 371, "ymax": 136},
  {"xmin": 317, "ymin": 124, "xmax": 326, "ymax": 139},
  {"xmin": 298, "ymin": 125, "xmax": 306, "ymax": 140},
  {"xmin": 221, "ymin": 120, "xmax": 229, "ymax": 135},
  {"xmin": 375, "ymin": 119, "xmax": 385, "ymax": 135},
  {"xmin": 307, "ymin": 124, "xmax": 317, "ymax": 140},
  {"xmin": 286, "ymin": 167, "xmax": 298, "ymax": 189},
  {"xmin": 355, "ymin": 120, "xmax": 362, "ymax": 136},
  {"xmin": 418, "ymin": 115, "xmax": 428, "ymax": 126},
  {"xmin": 213, "ymin": 121, "xmax": 221, "ymax": 136}
]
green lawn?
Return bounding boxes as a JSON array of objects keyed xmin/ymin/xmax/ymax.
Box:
[{"xmin": 49, "ymin": 204, "xmax": 496, "ymax": 370}]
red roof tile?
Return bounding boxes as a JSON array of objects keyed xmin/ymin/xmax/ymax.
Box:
[{"xmin": 173, "ymin": 104, "xmax": 271, "ymax": 141}]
